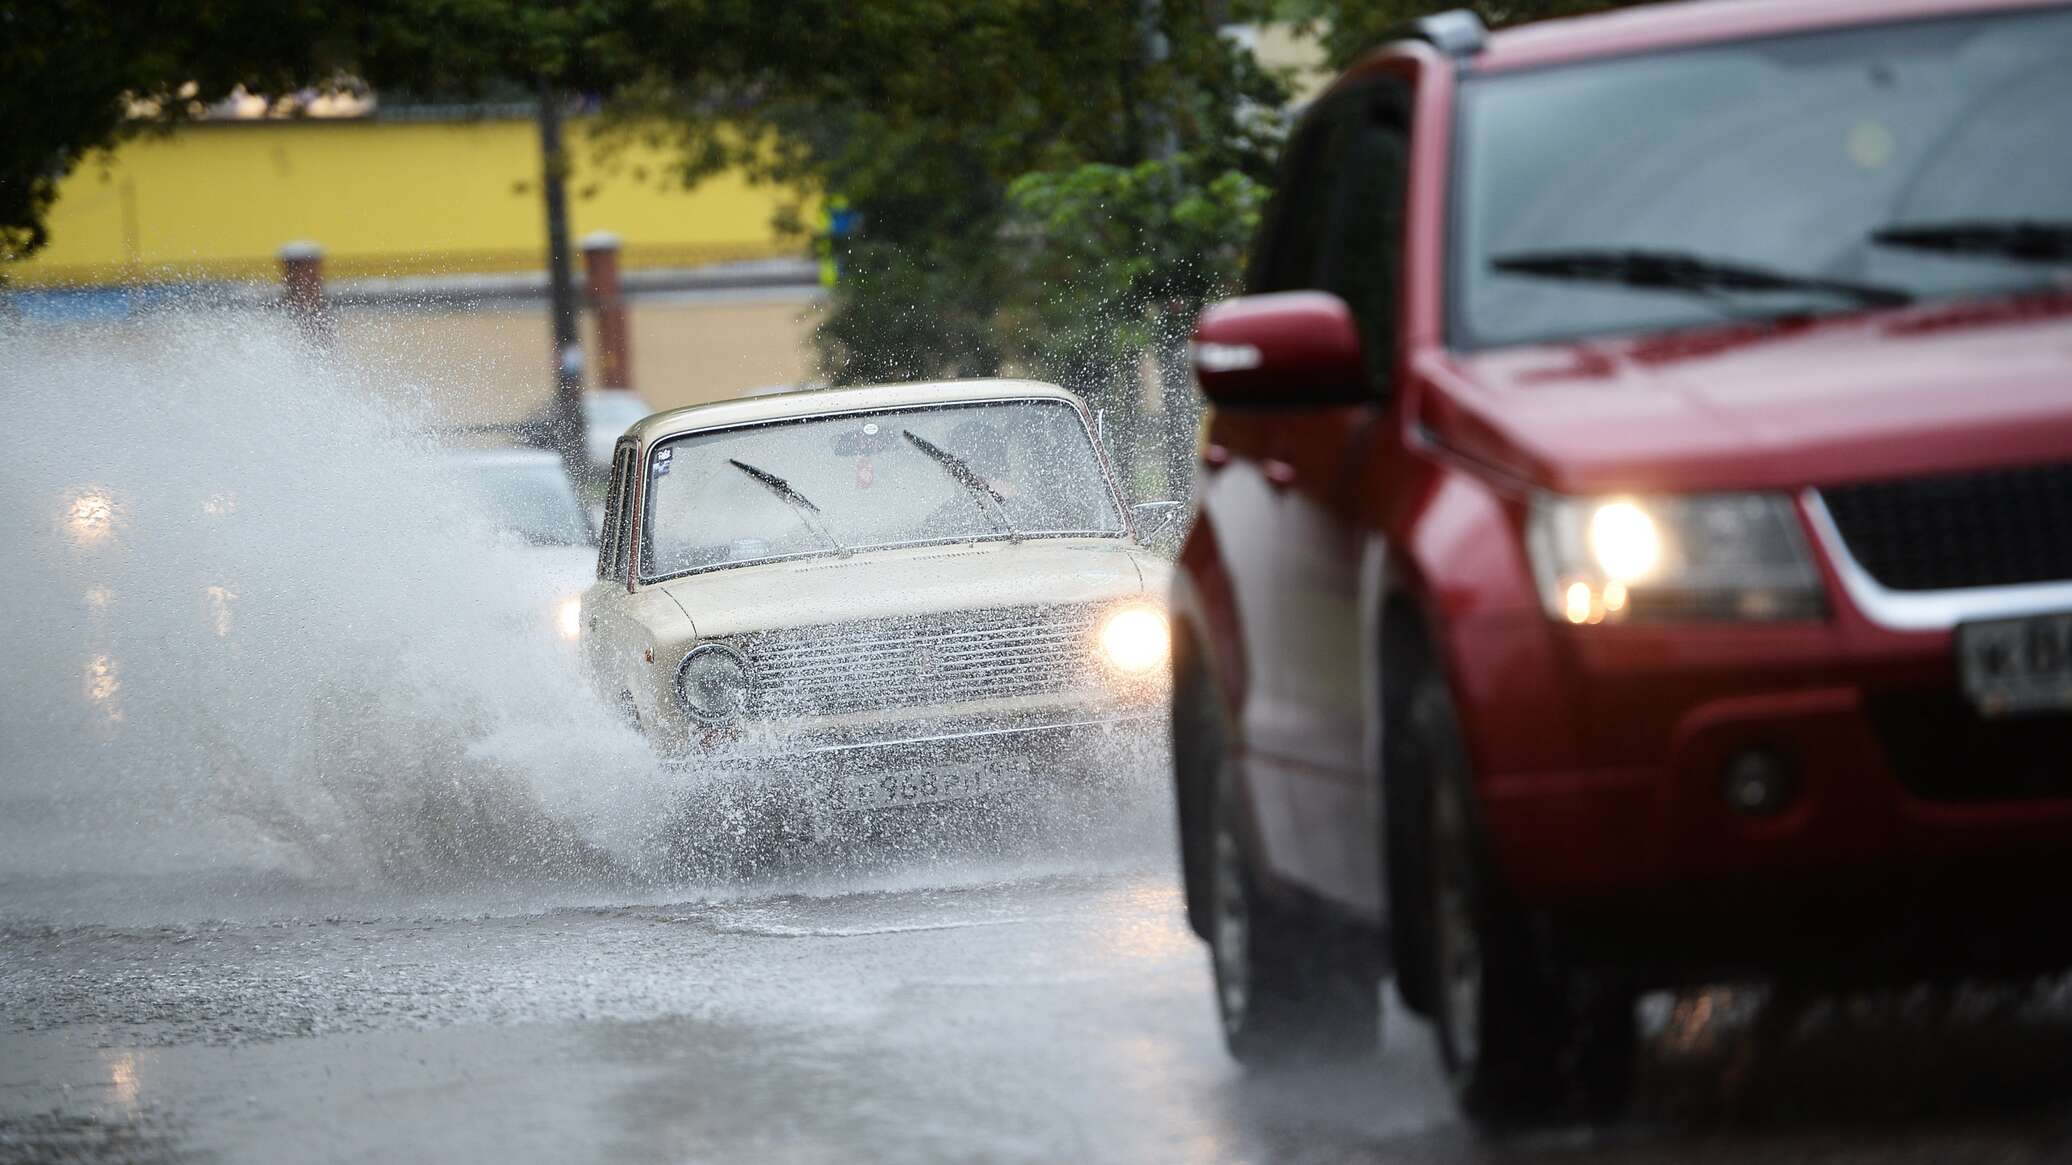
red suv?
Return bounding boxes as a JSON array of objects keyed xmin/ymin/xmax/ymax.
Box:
[{"xmin": 1170, "ymin": 0, "xmax": 2072, "ymax": 1127}]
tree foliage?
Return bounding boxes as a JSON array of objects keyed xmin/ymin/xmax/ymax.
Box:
[
  {"xmin": 599, "ymin": 2, "xmax": 1287, "ymax": 389},
  {"xmin": 1, "ymin": 0, "xmax": 348, "ymax": 261},
  {"xmin": 1004, "ymin": 155, "xmax": 1266, "ymax": 395}
]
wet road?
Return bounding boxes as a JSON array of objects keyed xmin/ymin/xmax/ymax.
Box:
[{"xmin": 7, "ymin": 855, "xmax": 2072, "ymax": 1165}]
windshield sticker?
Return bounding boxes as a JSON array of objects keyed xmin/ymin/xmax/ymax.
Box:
[{"xmin": 1848, "ymin": 122, "xmax": 1893, "ymax": 170}]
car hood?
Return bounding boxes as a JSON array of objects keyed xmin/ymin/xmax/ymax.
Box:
[
  {"xmin": 652, "ymin": 538, "xmax": 1160, "ymax": 639},
  {"xmin": 1423, "ymin": 293, "xmax": 2072, "ymax": 494}
]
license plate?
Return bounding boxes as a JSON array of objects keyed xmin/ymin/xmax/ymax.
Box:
[
  {"xmin": 1958, "ymin": 612, "xmax": 2072, "ymax": 718},
  {"xmin": 832, "ymin": 759, "xmax": 1029, "ymax": 812}
]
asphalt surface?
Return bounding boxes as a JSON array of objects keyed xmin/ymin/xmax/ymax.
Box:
[{"xmin": 9, "ymin": 813, "xmax": 2072, "ymax": 1165}]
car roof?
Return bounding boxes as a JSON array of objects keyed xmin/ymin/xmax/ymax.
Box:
[
  {"xmin": 584, "ymin": 390, "xmax": 652, "ymax": 416},
  {"xmin": 628, "ymin": 378, "xmax": 1085, "ymax": 446},
  {"xmin": 1463, "ymin": 0, "xmax": 2065, "ymax": 74}
]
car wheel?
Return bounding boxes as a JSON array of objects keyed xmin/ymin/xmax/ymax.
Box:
[
  {"xmin": 1405, "ymin": 672, "xmax": 1635, "ymax": 1128},
  {"xmin": 1189, "ymin": 665, "xmax": 1380, "ymax": 1067}
]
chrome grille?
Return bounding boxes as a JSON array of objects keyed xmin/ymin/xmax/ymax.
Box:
[
  {"xmin": 1820, "ymin": 461, "xmax": 2072, "ymax": 592},
  {"xmin": 742, "ymin": 604, "xmax": 1105, "ymax": 718}
]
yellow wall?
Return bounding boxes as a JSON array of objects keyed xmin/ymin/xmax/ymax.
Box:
[{"xmin": 14, "ymin": 117, "xmax": 810, "ymax": 286}]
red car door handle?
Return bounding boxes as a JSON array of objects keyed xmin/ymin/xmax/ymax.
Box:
[{"xmin": 1263, "ymin": 458, "xmax": 1298, "ymax": 487}]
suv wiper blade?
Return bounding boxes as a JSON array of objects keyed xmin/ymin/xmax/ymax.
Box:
[
  {"xmin": 726, "ymin": 458, "xmax": 847, "ymax": 556},
  {"xmin": 1870, "ymin": 219, "xmax": 2072, "ymax": 263},
  {"xmin": 1492, "ymin": 248, "xmax": 1913, "ymax": 308},
  {"xmin": 901, "ymin": 429, "xmax": 1020, "ymax": 542}
]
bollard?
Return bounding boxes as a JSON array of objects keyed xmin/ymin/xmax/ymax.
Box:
[
  {"xmin": 278, "ymin": 240, "xmax": 331, "ymax": 343},
  {"xmin": 581, "ymin": 231, "xmax": 632, "ymax": 391}
]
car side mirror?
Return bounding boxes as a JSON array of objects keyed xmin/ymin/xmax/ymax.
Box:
[
  {"xmin": 1190, "ymin": 291, "xmax": 1368, "ymax": 407},
  {"xmin": 1130, "ymin": 500, "xmax": 1187, "ymax": 554}
]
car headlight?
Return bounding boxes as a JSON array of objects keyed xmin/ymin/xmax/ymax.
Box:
[
  {"xmin": 555, "ymin": 594, "xmax": 583, "ymax": 641},
  {"xmin": 1098, "ymin": 605, "xmax": 1170, "ymax": 674},
  {"xmin": 1526, "ymin": 493, "xmax": 1824, "ymax": 624},
  {"xmin": 675, "ymin": 643, "xmax": 753, "ymax": 723}
]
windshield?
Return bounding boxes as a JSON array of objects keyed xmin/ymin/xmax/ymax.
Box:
[
  {"xmin": 640, "ymin": 398, "xmax": 1126, "ymax": 581},
  {"xmin": 458, "ymin": 459, "xmax": 594, "ymax": 547},
  {"xmin": 1452, "ymin": 7, "xmax": 2072, "ymax": 349}
]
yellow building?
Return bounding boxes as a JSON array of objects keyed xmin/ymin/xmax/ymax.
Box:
[{"xmin": 13, "ymin": 114, "xmax": 810, "ymax": 286}]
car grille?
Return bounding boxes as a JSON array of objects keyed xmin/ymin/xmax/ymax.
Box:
[
  {"xmin": 1869, "ymin": 688, "xmax": 2072, "ymax": 803},
  {"xmin": 1819, "ymin": 461, "xmax": 2072, "ymax": 592},
  {"xmin": 740, "ymin": 603, "xmax": 1106, "ymax": 719}
]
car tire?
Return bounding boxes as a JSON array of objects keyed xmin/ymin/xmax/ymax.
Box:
[
  {"xmin": 1403, "ymin": 671, "xmax": 1636, "ymax": 1128},
  {"xmin": 1185, "ymin": 661, "xmax": 1381, "ymax": 1067}
]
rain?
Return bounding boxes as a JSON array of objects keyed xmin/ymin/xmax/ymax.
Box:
[{"xmin": 9, "ymin": 3, "xmax": 2072, "ymax": 1163}]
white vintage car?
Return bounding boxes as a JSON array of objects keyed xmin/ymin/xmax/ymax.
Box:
[{"xmin": 581, "ymin": 379, "xmax": 1174, "ymax": 816}]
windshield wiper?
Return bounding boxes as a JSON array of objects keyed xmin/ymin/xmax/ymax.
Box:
[
  {"xmin": 1492, "ymin": 248, "xmax": 1913, "ymax": 309},
  {"xmin": 1870, "ymin": 219, "xmax": 2072, "ymax": 264},
  {"xmin": 901, "ymin": 429, "xmax": 1020, "ymax": 542},
  {"xmin": 725, "ymin": 458, "xmax": 847, "ymax": 556}
]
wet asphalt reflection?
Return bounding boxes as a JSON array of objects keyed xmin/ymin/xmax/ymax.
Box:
[{"xmin": 7, "ymin": 862, "xmax": 2072, "ymax": 1164}]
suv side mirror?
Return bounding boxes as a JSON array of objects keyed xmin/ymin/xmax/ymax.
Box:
[{"xmin": 1190, "ymin": 291, "xmax": 1368, "ymax": 407}]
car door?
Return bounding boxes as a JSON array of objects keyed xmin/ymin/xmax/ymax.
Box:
[
  {"xmin": 1244, "ymin": 80, "xmax": 1413, "ymax": 916},
  {"xmin": 1210, "ymin": 93, "xmax": 1355, "ymax": 901}
]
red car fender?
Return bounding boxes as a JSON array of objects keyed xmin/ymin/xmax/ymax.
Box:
[
  {"xmin": 1172, "ymin": 507, "xmax": 1248, "ymax": 722},
  {"xmin": 1353, "ymin": 420, "xmax": 1591, "ymax": 789}
]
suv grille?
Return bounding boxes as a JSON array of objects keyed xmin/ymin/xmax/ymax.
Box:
[
  {"xmin": 741, "ymin": 603, "xmax": 1105, "ymax": 719},
  {"xmin": 1820, "ymin": 462, "xmax": 2072, "ymax": 592}
]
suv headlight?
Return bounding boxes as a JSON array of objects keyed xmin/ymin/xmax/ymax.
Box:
[
  {"xmin": 675, "ymin": 643, "xmax": 753, "ymax": 723},
  {"xmin": 1526, "ymin": 493, "xmax": 1824, "ymax": 624}
]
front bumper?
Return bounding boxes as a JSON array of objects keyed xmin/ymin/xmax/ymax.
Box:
[
  {"xmin": 1463, "ymin": 610, "xmax": 2072, "ymax": 933},
  {"xmin": 664, "ymin": 710, "xmax": 1159, "ymax": 770}
]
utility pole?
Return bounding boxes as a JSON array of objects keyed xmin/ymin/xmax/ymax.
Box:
[
  {"xmin": 1140, "ymin": 0, "xmax": 1195, "ymax": 507},
  {"xmin": 538, "ymin": 85, "xmax": 586, "ymax": 481}
]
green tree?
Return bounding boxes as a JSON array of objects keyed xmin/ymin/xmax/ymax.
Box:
[
  {"xmin": 1004, "ymin": 155, "xmax": 1268, "ymax": 497},
  {"xmin": 1, "ymin": 0, "xmax": 352, "ymax": 263},
  {"xmin": 619, "ymin": 2, "xmax": 1286, "ymax": 501},
  {"xmin": 602, "ymin": 2, "xmax": 1284, "ymax": 390}
]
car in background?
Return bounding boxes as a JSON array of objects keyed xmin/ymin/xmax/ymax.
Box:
[
  {"xmin": 1169, "ymin": 0, "xmax": 2072, "ymax": 1128},
  {"xmin": 502, "ymin": 390, "xmax": 655, "ymax": 479},
  {"xmin": 583, "ymin": 379, "xmax": 1174, "ymax": 823},
  {"xmin": 448, "ymin": 445, "xmax": 595, "ymax": 643},
  {"xmin": 584, "ymin": 389, "xmax": 654, "ymax": 475}
]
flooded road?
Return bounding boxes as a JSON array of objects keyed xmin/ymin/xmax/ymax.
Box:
[
  {"xmin": 9, "ymin": 321, "xmax": 2072, "ymax": 1164},
  {"xmin": 9, "ymin": 860, "xmax": 2072, "ymax": 1164}
]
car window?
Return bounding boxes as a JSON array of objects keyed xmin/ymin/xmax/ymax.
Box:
[
  {"xmin": 1250, "ymin": 107, "xmax": 1352, "ymax": 293},
  {"xmin": 1451, "ymin": 6, "xmax": 2072, "ymax": 349},
  {"xmin": 639, "ymin": 399, "xmax": 1126, "ymax": 582},
  {"xmin": 599, "ymin": 441, "xmax": 635, "ymax": 580},
  {"xmin": 1319, "ymin": 92, "xmax": 1410, "ymax": 387}
]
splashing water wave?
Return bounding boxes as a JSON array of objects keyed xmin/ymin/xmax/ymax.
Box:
[
  {"xmin": 0, "ymin": 313, "xmax": 677, "ymax": 921},
  {"xmin": 0, "ymin": 311, "xmax": 1173, "ymax": 926}
]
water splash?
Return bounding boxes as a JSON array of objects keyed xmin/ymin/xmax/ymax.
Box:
[
  {"xmin": 0, "ymin": 307, "xmax": 1174, "ymax": 927},
  {"xmin": 0, "ymin": 310, "xmax": 673, "ymax": 921}
]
